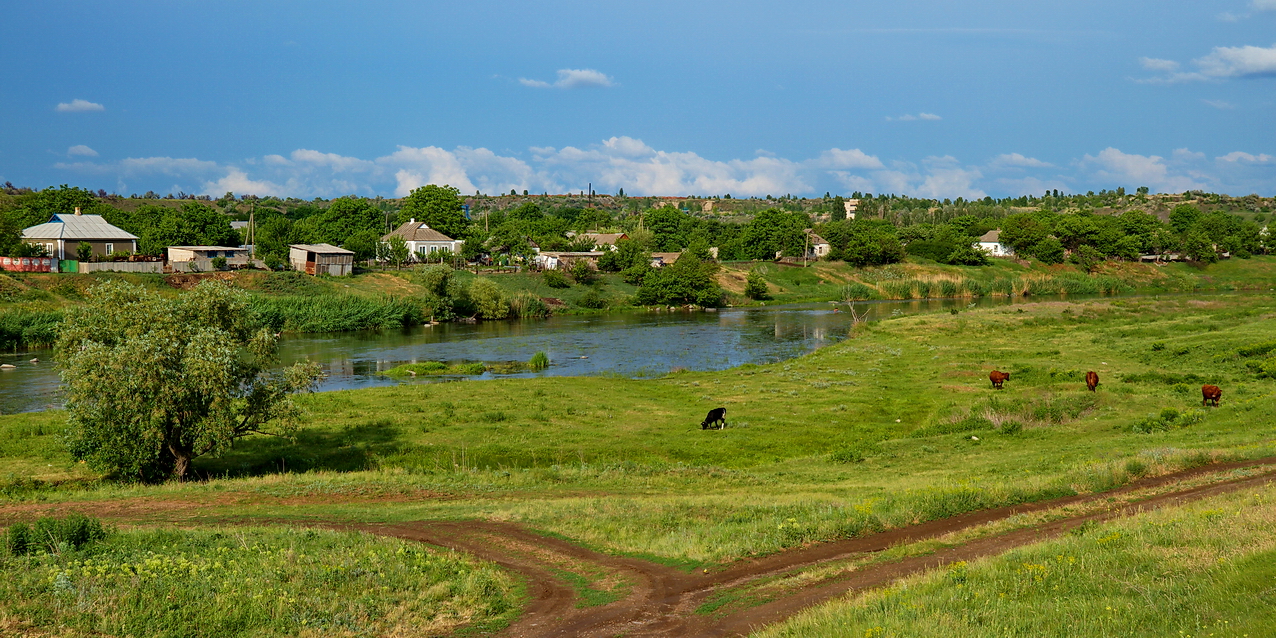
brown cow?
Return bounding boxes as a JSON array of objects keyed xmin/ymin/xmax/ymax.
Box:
[
  {"xmin": 1086, "ymin": 370, "xmax": 1099, "ymax": 392},
  {"xmin": 989, "ymin": 370, "xmax": 1010, "ymax": 389},
  {"xmin": 1202, "ymin": 384, "xmax": 1222, "ymax": 407}
]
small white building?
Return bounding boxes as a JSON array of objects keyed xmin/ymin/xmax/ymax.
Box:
[
  {"xmin": 289, "ymin": 243, "xmax": 354, "ymax": 276},
  {"xmin": 382, "ymin": 219, "xmax": 464, "ymax": 261},
  {"xmin": 976, "ymin": 229, "xmax": 1014, "ymax": 257},
  {"xmin": 167, "ymin": 246, "xmax": 251, "ymax": 263},
  {"xmin": 804, "ymin": 229, "xmax": 831, "ymax": 258},
  {"xmin": 844, "ymin": 199, "xmax": 859, "ymax": 220},
  {"xmin": 534, "ymin": 251, "xmax": 603, "ymax": 270}
]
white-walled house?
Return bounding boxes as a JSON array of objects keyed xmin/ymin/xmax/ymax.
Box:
[
  {"xmin": 976, "ymin": 230, "xmax": 1014, "ymax": 257},
  {"xmin": 382, "ymin": 219, "xmax": 464, "ymax": 260}
]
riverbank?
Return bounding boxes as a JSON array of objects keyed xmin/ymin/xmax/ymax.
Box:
[{"xmin": 3, "ymin": 256, "xmax": 1274, "ymax": 350}]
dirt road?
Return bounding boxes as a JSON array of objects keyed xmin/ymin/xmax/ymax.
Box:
[{"xmin": 354, "ymin": 459, "xmax": 1276, "ymax": 637}]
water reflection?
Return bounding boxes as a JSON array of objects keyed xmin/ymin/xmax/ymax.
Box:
[{"xmin": 0, "ymin": 294, "xmax": 1073, "ymax": 414}]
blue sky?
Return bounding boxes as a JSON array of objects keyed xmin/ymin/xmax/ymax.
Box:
[{"xmin": 3, "ymin": 0, "xmax": 1273, "ymax": 199}]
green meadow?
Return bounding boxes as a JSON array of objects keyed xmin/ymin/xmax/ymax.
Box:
[{"xmin": 3, "ymin": 283, "xmax": 1276, "ymax": 635}]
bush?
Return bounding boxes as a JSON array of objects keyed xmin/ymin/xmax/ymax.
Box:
[
  {"xmin": 839, "ymin": 282, "xmax": 875, "ymax": 300},
  {"xmin": 469, "ymin": 278, "xmax": 509, "ymax": 320},
  {"xmin": 542, "ymin": 269, "xmax": 570, "ymax": 289},
  {"xmin": 569, "ymin": 259, "xmax": 598, "ymax": 285},
  {"xmin": 9, "ymin": 513, "xmax": 108, "ymax": 556},
  {"xmin": 528, "ymin": 351, "xmax": 549, "ymax": 370},
  {"xmin": 250, "ymin": 295, "xmax": 422, "ymax": 332},
  {"xmin": 744, "ymin": 269, "xmax": 769, "ymax": 300},
  {"xmin": 576, "ymin": 289, "xmax": 607, "ymax": 309},
  {"xmin": 0, "ymin": 308, "xmax": 64, "ymax": 349},
  {"xmin": 211, "ymin": 255, "xmax": 228, "ymax": 271},
  {"xmin": 999, "ymin": 420, "xmax": 1024, "ymax": 435},
  {"xmin": 829, "ymin": 442, "xmax": 881, "ymax": 464},
  {"xmin": 1130, "ymin": 408, "xmax": 1205, "ymax": 433}
]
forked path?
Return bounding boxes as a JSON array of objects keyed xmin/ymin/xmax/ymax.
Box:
[{"xmin": 350, "ymin": 459, "xmax": 1276, "ymax": 638}]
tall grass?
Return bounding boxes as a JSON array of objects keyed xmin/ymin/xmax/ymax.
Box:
[
  {"xmin": 0, "ymin": 525, "xmax": 520, "ymax": 637},
  {"xmin": 0, "ymin": 307, "xmax": 63, "ymax": 349},
  {"xmin": 249, "ymin": 295, "xmax": 423, "ymax": 333}
]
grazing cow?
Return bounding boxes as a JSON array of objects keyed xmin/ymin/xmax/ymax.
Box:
[
  {"xmin": 701, "ymin": 407, "xmax": 727, "ymax": 430},
  {"xmin": 1202, "ymin": 384, "xmax": 1222, "ymax": 407},
  {"xmin": 1086, "ymin": 370, "xmax": 1099, "ymax": 392},
  {"xmin": 989, "ymin": 370, "xmax": 1010, "ymax": 389}
]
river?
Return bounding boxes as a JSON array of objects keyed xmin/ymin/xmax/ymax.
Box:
[{"xmin": 1, "ymin": 296, "xmax": 1036, "ymax": 414}]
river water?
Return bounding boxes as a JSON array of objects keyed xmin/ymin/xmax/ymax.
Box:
[{"xmin": 0, "ymin": 296, "xmax": 1036, "ymax": 414}]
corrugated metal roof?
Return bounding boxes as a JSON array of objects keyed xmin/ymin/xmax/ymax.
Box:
[
  {"xmin": 22, "ymin": 214, "xmax": 138, "ymax": 241},
  {"xmin": 290, "ymin": 243, "xmax": 354, "ymax": 254}
]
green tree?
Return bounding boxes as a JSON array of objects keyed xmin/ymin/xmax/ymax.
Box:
[
  {"xmin": 56, "ymin": 281, "xmax": 321, "ymax": 481},
  {"xmin": 1180, "ymin": 230, "xmax": 1217, "ymax": 263},
  {"xmin": 944, "ymin": 243, "xmax": 991, "ymax": 266},
  {"xmin": 569, "ymin": 258, "xmax": 598, "ymax": 285},
  {"xmin": 0, "ymin": 209, "xmax": 20, "ymax": 256},
  {"xmin": 635, "ymin": 253, "xmax": 723, "ymax": 306},
  {"xmin": 398, "ymin": 185, "xmax": 468, "ymax": 239},
  {"xmin": 388, "ymin": 235, "xmax": 409, "ymax": 269},
  {"xmin": 1069, "ymin": 244, "xmax": 1103, "ymax": 273},
  {"xmin": 741, "ymin": 208, "xmax": 806, "ymax": 259},
  {"xmin": 1169, "ymin": 204, "xmax": 1202, "ymax": 235},
  {"xmin": 1034, "ymin": 237, "xmax": 1066, "ymax": 264},
  {"xmin": 744, "ymin": 269, "xmax": 770, "ymax": 299},
  {"xmin": 77, "ymin": 241, "xmax": 93, "ymax": 262}
]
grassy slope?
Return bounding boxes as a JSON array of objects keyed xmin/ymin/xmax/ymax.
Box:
[
  {"xmin": 757, "ymin": 483, "xmax": 1276, "ymax": 638},
  {"xmin": 4, "ymin": 293, "xmax": 1276, "ymax": 564}
]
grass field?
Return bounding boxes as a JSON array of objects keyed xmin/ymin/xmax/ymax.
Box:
[
  {"xmin": 3, "ymin": 287, "xmax": 1276, "ymax": 635},
  {"xmin": 0, "ymin": 524, "xmax": 521, "ymax": 637},
  {"xmin": 758, "ymin": 482, "xmax": 1276, "ymax": 638}
]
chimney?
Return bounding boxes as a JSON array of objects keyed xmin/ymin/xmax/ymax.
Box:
[
  {"xmin": 74, "ymin": 207, "xmax": 82, "ymax": 216},
  {"xmin": 409, "ymin": 218, "xmax": 415, "ymax": 224}
]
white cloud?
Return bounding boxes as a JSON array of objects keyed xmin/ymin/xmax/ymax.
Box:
[
  {"xmin": 49, "ymin": 140, "xmax": 1276, "ymax": 200},
  {"xmin": 67, "ymin": 145, "xmax": 98, "ymax": 158},
  {"xmin": 1139, "ymin": 57, "xmax": 1179, "ymax": 72},
  {"xmin": 1139, "ymin": 43, "xmax": 1276, "ymax": 82},
  {"xmin": 886, "ymin": 112, "xmax": 942, "ymax": 122},
  {"xmin": 1194, "ymin": 43, "xmax": 1276, "ymax": 78},
  {"xmin": 988, "ymin": 153, "xmax": 1053, "ymax": 170},
  {"xmin": 1216, "ymin": 11, "xmax": 1244, "ymax": 21},
  {"xmin": 56, "ymin": 99, "xmax": 104, "ymax": 112},
  {"xmin": 1202, "ymin": 99, "xmax": 1236, "ymax": 109},
  {"xmin": 203, "ymin": 169, "xmax": 285, "ymax": 197},
  {"xmin": 1217, "ymin": 151, "xmax": 1274, "ymax": 163},
  {"xmin": 1254, "ymin": 0, "xmax": 1276, "ymax": 10},
  {"xmin": 1081, "ymin": 147, "xmax": 1206, "ymax": 192},
  {"xmin": 519, "ymin": 68, "xmax": 615, "ymax": 89}
]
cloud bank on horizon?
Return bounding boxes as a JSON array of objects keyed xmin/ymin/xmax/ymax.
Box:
[{"xmin": 53, "ymin": 137, "xmax": 1275, "ymax": 200}]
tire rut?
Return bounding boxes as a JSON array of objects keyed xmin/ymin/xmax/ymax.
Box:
[{"xmin": 347, "ymin": 458, "xmax": 1276, "ymax": 637}]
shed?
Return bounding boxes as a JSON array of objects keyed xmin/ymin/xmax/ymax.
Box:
[
  {"xmin": 21, "ymin": 209, "xmax": 138, "ymax": 260},
  {"xmin": 650, "ymin": 252, "xmax": 682, "ymax": 268},
  {"xmin": 289, "ymin": 243, "xmax": 355, "ymax": 276},
  {"xmin": 976, "ymin": 229, "xmax": 1014, "ymax": 257}
]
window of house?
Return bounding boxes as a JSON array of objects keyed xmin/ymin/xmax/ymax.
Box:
[{"xmin": 105, "ymin": 243, "xmax": 114, "ymax": 254}]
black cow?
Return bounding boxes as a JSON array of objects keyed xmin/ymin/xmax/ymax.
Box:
[{"xmin": 701, "ymin": 407, "xmax": 727, "ymax": 430}]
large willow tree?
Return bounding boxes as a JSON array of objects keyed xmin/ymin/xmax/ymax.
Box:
[{"xmin": 56, "ymin": 280, "xmax": 321, "ymax": 481}]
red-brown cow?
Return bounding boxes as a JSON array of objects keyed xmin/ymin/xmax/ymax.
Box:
[
  {"xmin": 1202, "ymin": 384, "xmax": 1222, "ymax": 407},
  {"xmin": 1086, "ymin": 370, "xmax": 1099, "ymax": 392},
  {"xmin": 989, "ymin": 370, "xmax": 1010, "ymax": 389}
]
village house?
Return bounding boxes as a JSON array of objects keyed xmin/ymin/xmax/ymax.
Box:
[
  {"xmin": 381, "ymin": 219, "xmax": 464, "ymax": 261},
  {"xmin": 976, "ymin": 229, "xmax": 1015, "ymax": 257},
  {"xmin": 804, "ymin": 229, "xmax": 831, "ymax": 258},
  {"xmin": 289, "ymin": 244, "xmax": 354, "ymax": 276},
  {"xmin": 650, "ymin": 252, "xmax": 684, "ymax": 268},
  {"xmin": 577, "ymin": 233, "xmax": 628, "ymax": 251},
  {"xmin": 21, "ymin": 208, "xmax": 138, "ymax": 260}
]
